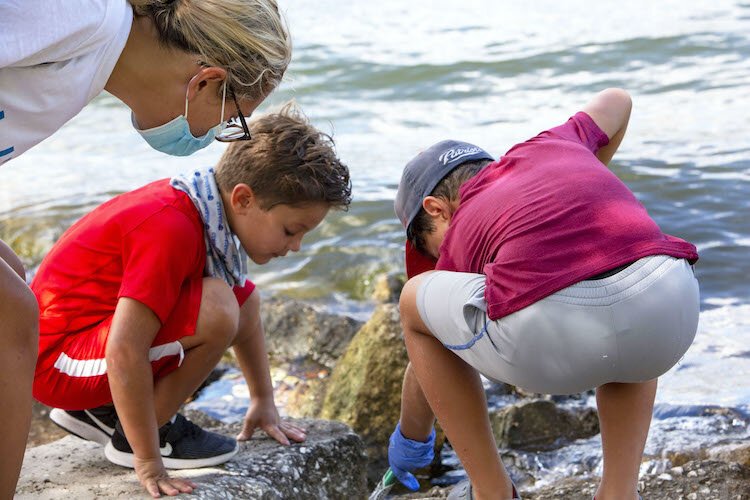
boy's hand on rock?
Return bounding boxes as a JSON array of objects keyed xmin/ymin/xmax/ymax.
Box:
[
  {"xmin": 238, "ymin": 397, "xmax": 307, "ymax": 445},
  {"xmin": 134, "ymin": 457, "xmax": 196, "ymax": 498}
]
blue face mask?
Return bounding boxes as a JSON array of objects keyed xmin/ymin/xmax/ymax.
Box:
[{"xmin": 134, "ymin": 81, "xmax": 227, "ymax": 156}]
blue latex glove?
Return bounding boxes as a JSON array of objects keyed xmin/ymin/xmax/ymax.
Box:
[{"xmin": 387, "ymin": 423, "xmax": 436, "ymax": 491}]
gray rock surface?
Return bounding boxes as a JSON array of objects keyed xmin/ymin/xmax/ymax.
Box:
[
  {"xmin": 261, "ymin": 296, "xmax": 363, "ymax": 369},
  {"xmin": 17, "ymin": 418, "xmax": 367, "ymax": 500},
  {"xmin": 523, "ymin": 459, "xmax": 750, "ymax": 500}
]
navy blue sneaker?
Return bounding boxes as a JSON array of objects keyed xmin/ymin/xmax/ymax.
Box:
[
  {"xmin": 104, "ymin": 413, "xmax": 239, "ymax": 469},
  {"xmin": 50, "ymin": 406, "xmax": 117, "ymax": 445}
]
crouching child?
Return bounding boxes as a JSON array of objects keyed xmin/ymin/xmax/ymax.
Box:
[
  {"xmin": 31, "ymin": 103, "xmax": 352, "ymax": 498},
  {"xmin": 387, "ymin": 89, "xmax": 699, "ymax": 500}
]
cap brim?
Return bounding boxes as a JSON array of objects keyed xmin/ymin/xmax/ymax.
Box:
[{"xmin": 405, "ymin": 240, "xmax": 438, "ymax": 279}]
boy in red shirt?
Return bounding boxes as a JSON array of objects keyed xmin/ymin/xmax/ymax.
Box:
[
  {"xmin": 31, "ymin": 103, "xmax": 352, "ymax": 498},
  {"xmin": 387, "ymin": 89, "xmax": 699, "ymax": 500}
]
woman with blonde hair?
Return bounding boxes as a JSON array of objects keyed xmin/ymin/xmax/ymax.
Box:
[{"xmin": 0, "ymin": 0, "xmax": 291, "ymax": 497}]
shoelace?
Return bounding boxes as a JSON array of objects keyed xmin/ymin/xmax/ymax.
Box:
[{"xmin": 161, "ymin": 414, "xmax": 203, "ymax": 444}]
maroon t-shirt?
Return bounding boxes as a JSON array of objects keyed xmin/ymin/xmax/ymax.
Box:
[{"xmin": 435, "ymin": 112, "xmax": 698, "ymax": 320}]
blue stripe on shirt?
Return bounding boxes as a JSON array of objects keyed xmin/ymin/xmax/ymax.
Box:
[{"xmin": 0, "ymin": 110, "xmax": 13, "ymax": 159}]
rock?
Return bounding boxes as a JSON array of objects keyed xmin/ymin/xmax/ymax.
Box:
[
  {"xmin": 708, "ymin": 441, "xmax": 750, "ymax": 467},
  {"xmin": 666, "ymin": 449, "xmax": 706, "ymax": 467},
  {"xmin": 519, "ymin": 459, "xmax": 750, "ymax": 500},
  {"xmin": 371, "ymin": 272, "xmax": 406, "ymax": 303},
  {"xmin": 490, "ymin": 399, "xmax": 599, "ymax": 450},
  {"xmin": 319, "ymin": 304, "xmax": 409, "ymax": 480},
  {"xmin": 272, "ymin": 365, "xmax": 331, "ymax": 419},
  {"xmin": 16, "ymin": 418, "xmax": 367, "ymax": 499},
  {"xmin": 260, "ymin": 296, "xmax": 363, "ymax": 369}
]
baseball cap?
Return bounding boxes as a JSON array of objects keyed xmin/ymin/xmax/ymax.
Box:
[{"xmin": 394, "ymin": 140, "xmax": 494, "ymax": 230}]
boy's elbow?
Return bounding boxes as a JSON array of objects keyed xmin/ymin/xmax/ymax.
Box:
[
  {"xmin": 601, "ymin": 88, "xmax": 632, "ymax": 114},
  {"xmin": 586, "ymin": 88, "xmax": 632, "ymax": 138},
  {"xmin": 105, "ymin": 339, "xmax": 146, "ymax": 373}
]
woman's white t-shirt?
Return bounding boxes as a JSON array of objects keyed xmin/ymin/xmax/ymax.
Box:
[{"xmin": 0, "ymin": 0, "xmax": 133, "ymax": 165}]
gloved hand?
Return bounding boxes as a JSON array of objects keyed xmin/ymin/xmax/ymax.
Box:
[{"xmin": 388, "ymin": 422, "xmax": 435, "ymax": 491}]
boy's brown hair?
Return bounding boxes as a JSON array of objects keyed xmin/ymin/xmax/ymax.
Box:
[
  {"xmin": 215, "ymin": 102, "xmax": 352, "ymax": 210},
  {"xmin": 407, "ymin": 159, "xmax": 491, "ymax": 254}
]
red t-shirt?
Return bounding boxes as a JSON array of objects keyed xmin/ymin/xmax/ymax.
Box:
[
  {"xmin": 32, "ymin": 179, "xmax": 254, "ymax": 339},
  {"xmin": 435, "ymin": 112, "xmax": 698, "ymax": 320}
]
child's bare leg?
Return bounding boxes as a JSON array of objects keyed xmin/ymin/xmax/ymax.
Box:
[
  {"xmin": 399, "ymin": 277, "xmax": 514, "ymax": 500},
  {"xmin": 398, "ymin": 363, "xmax": 435, "ymax": 439},
  {"xmin": 0, "ymin": 241, "xmax": 38, "ymax": 498},
  {"xmin": 595, "ymin": 379, "xmax": 657, "ymax": 500},
  {"xmin": 151, "ymin": 278, "xmax": 239, "ymax": 425}
]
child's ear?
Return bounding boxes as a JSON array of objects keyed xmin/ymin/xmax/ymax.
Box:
[
  {"xmin": 230, "ymin": 183, "xmax": 256, "ymax": 214},
  {"xmin": 422, "ymin": 196, "xmax": 451, "ymax": 220}
]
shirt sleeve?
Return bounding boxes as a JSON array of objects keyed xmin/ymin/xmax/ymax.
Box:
[
  {"xmin": 0, "ymin": 0, "xmax": 124, "ymax": 67},
  {"xmin": 233, "ymin": 279, "xmax": 257, "ymax": 306},
  {"xmin": 405, "ymin": 241, "xmax": 437, "ymax": 278},
  {"xmin": 118, "ymin": 206, "xmax": 204, "ymax": 324},
  {"xmin": 540, "ymin": 111, "xmax": 610, "ymax": 154}
]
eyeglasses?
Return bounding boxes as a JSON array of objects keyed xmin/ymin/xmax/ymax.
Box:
[{"xmin": 215, "ymin": 88, "xmax": 252, "ymax": 143}]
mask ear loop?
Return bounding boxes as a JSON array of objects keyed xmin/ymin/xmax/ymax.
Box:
[
  {"xmin": 183, "ymin": 75, "xmax": 194, "ymax": 118},
  {"xmin": 219, "ymin": 79, "xmax": 227, "ymax": 125},
  {"xmin": 183, "ymin": 74, "xmax": 196, "ymax": 119}
]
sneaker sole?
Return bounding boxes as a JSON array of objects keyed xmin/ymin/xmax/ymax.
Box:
[
  {"xmin": 49, "ymin": 408, "xmax": 111, "ymax": 445},
  {"xmin": 104, "ymin": 441, "xmax": 239, "ymax": 470}
]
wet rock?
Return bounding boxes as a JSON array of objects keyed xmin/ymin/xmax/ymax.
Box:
[
  {"xmin": 490, "ymin": 399, "xmax": 599, "ymax": 450},
  {"xmin": 667, "ymin": 449, "xmax": 707, "ymax": 467},
  {"xmin": 400, "ymin": 485, "xmax": 450, "ymax": 498},
  {"xmin": 402, "ymin": 459, "xmax": 750, "ymax": 500},
  {"xmin": 16, "ymin": 418, "xmax": 367, "ymax": 499},
  {"xmin": 521, "ymin": 459, "xmax": 750, "ymax": 500},
  {"xmin": 371, "ymin": 272, "xmax": 406, "ymax": 303},
  {"xmin": 708, "ymin": 441, "xmax": 750, "ymax": 467},
  {"xmin": 260, "ymin": 296, "xmax": 363, "ymax": 369},
  {"xmin": 272, "ymin": 364, "xmax": 331, "ymax": 419},
  {"xmin": 319, "ymin": 304, "xmax": 409, "ymax": 480}
]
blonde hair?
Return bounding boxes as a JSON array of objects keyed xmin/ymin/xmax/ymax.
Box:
[
  {"xmin": 215, "ymin": 102, "xmax": 352, "ymax": 211},
  {"xmin": 129, "ymin": 0, "xmax": 291, "ymax": 99}
]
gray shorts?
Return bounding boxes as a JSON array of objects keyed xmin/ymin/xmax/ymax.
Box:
[{"xmin": 415, "ymin": 255, "xmax": 700, "ymax": 394}]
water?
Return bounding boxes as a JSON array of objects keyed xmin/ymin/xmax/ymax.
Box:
[{"xmin": 2, "ymin": 0, "xmax": 749, "ymax": 489}]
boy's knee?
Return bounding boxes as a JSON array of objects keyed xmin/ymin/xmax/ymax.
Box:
[
  {"xmin": 200, "ymin": 278, "xmax": 240, "ymax": 344},
  {"xmin": 399, "ymin": 275, "xmax": 427, "ymax": 333}
]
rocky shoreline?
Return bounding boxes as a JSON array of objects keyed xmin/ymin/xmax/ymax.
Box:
[{"xmin": 22, "ymin": 276, "xmax": 750, "ymax": 498}]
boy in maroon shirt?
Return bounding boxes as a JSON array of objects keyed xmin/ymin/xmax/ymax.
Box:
[{"xmin": 387, "ymin": 89, "xmax": 699, "ymax": 500}]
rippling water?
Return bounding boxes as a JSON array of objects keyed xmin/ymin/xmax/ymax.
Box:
[{"xmin": 2, "ymin": 0, "xmax": 749, "ymax": 489}]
